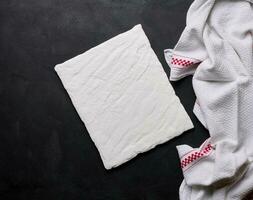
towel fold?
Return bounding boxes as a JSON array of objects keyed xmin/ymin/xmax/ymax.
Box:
[{"xmin": 164, "ymin": 0, "xmax": 253, "ymax": 199}]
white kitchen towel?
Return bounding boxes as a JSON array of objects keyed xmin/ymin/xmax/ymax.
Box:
[
  {"xmin": 164, "ymin": 0, "xmax": 253, "ymax": 199},
  {"xmin": 55, "ymin": 24, "xmax": 193, "ymax": 169}
]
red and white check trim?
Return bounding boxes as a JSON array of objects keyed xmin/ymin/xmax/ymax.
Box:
[
  {"xmin": 171, "ymin": 56, "xmax": 199, "ymax": 68},
  {"xmin": 180, "ymin": 139, "xmax": 213, "ymax": 171}
]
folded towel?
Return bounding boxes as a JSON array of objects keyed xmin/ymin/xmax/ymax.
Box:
[{"xmin": 55, "ymin": 24, "xmax": 193, "ymax": 169}]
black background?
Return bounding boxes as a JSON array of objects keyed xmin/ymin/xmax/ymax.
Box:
[{"xmin": 0, "ymin": 0, "xmax": 209, "ymax": 199}]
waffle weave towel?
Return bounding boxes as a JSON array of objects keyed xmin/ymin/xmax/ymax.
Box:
[{"xmin": 165, "ymin": 0, "xmax": 253, "ymax": 199}]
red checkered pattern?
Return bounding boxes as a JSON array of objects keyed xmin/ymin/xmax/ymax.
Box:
[
  {"xmin": 171, "ymin": 57, "xmax": 195, "ymax": 67},
  {"xmin": 181, "ymin": 143, "xmax": 213, "ymax": 170}
]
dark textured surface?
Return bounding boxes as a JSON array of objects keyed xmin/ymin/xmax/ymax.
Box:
[{"xmin": 0, "ymin": 0, "xmax": 209, "ymax": 199}]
